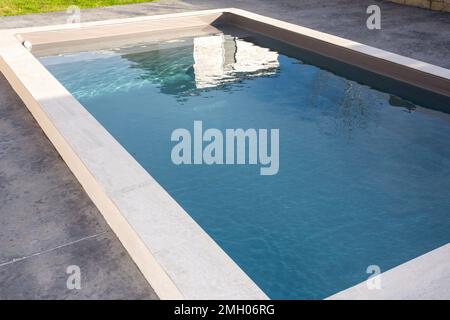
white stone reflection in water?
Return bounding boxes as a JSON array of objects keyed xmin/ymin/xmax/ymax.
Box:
[{"xmin": 193, "ymin": 34, "xmax": 279, "ymax": 89}]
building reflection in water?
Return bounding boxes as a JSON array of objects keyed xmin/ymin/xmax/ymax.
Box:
[{"xmin": 123, "ymin": 34, "xmax": 280, "ymax": 98}]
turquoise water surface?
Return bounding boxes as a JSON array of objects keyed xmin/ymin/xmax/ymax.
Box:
[{"xmin": 39, "ymin": 32, "xmax": 450, "ymax": 299}]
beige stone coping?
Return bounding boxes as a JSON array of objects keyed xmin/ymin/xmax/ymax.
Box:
[
  {"xmin": 0, "ymin": 8, "xmax": 449, "ymax": 300},
  {"xmin": 0, "ymin": 9, "xmax": 268, "ymax": 300}
]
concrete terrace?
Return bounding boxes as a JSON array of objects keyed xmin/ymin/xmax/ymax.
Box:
[
  {"xmin": 1, "ymin": 0, "xmax": 449, "ymax": 68},
  {"xmin": 0, "ymin": 1, "xmax": 449, "ymax": 299}
]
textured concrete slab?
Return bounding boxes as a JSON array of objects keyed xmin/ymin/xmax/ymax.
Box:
[
  {"xmin": 0, "ymin": 73, "xmax": 157, "ymax": 299},
  {"xmin": 0, "ymin": 10, "xmax": 269, "ymax": 300},
  {"xmin": 0, "ymin": 0, "xmax": 449, "ymax": 68},
  {"xmin": 0, "ymin": 0, "xmax": 449, "ymax": 300},
  {"xmin": 0, "ymin": 232, "xmax": 158, "ymax": 299},
  {"xmin": 189, "ymin": 0, "xmax": 450, "ymax": 69},
  {"xmin": 0, "ymin": 0, "xmax": 196, "ymax": 28}
]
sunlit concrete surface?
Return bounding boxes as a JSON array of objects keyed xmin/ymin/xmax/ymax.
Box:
[
  {"xmin": 0, "ymin": 74, "xmax": 158, "ymax": 299},
  {"xmin": 0, "ymin": 0, "xmax": 449, "ymax": 68},
  {"xmin": 0, "ymin": 11, "xmax": 270, "ymax": 300},
  {"xmin": 0, "ymin": 0, "xmax": 449, "ymax": 300}
]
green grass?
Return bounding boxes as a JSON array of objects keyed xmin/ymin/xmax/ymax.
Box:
[{"xmin": 0, "ymin": 0, "xmax": 156, "ymax": 16}]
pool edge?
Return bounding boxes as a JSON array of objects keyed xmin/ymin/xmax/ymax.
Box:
[
  {"xmin": 327, "ymin": 243, "xmax": 450, "ymax": 300},
  {"xmin": 0, "ymin": 10, "xmax": 269, "ymax": 300},
  {"xmin": 1, "ymin": 8, "xmax": 449, "ymax": 300}
]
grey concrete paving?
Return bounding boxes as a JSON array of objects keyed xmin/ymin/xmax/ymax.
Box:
[
  {"xmin": 0, "ymin": 0, "xmax": 449, "ymax": 68},
  {"xmin": 0, "ymin": 74, "xmax": 158, "ymax": 299},
  {"xmin": 0, "ymin": 0, "xmax": 448, "ymax": 299}
]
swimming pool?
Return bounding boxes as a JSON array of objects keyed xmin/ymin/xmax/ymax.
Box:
[{"xmin": 37, "ymin": 25, "xmax": 450, "ymax": 299}]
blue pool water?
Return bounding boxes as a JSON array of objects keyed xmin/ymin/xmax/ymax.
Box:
[{"xmin": 40, "ymin": 31, "xmax": 450, "ymax": 299}]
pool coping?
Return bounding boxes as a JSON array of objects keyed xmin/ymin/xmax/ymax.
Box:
[
  {"xmin": 328, "ymin": 243, "xmax": 450, "ymax": 300},
  {"xmin": 0, "ymin": 8, "xmax": 449, "ymax": 300}
]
